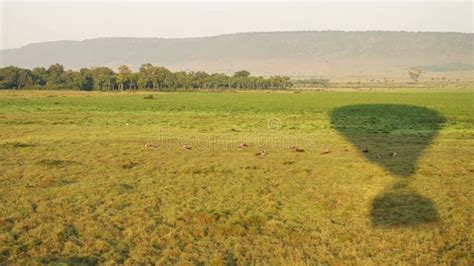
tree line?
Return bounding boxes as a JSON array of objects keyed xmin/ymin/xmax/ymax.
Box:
[
  {"xmin": 0, "ymin": 64, "xmax": 292, "ymax": 91},
  {"xmin": 293, "ymin": 78, "xmax": 330, "ymax": 87}
]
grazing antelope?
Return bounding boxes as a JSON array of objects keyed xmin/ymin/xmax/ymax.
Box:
[
  {"xmin": 390, "ymin": 150, "xmax": 397, "ymax": 158},
  {"xmin": 289, "ymin": 146, "xmax": 305, "ymax": 152},
  {"xmin": 238, "ymin": 142, "xmax": 249, "ymax": 150},
  {"xmin": 181, "ymin": 144, "xmax": 192, "ymax": 150},
  {"xmin": 255, "ymin": 149, "xmax": 267, "ymax": 156},
  {"xmin": 144, "ymin": 143, "xmax": 158, "ymax": 149},
  {"xmin": 321, "ymin": 148, "xmax": 331, "ymax": 154}
]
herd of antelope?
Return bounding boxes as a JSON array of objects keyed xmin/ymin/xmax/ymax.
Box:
[
  {"xmin": 144, "ymin": 142, "xmax": 398, "ymax": 158},
  {"xmin": 143, "ymin": 142, "xmax": 304, "ymax": 156}
]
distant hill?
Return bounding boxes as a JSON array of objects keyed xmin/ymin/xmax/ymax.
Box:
[{"xmin": 1, "ymin": 31, "xmax": 473, "ymax": 77}]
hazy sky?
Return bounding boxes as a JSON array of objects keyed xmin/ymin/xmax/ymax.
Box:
[{"xmin": 1, "ymin": 0, "xmax": 472, "ymax": 50}]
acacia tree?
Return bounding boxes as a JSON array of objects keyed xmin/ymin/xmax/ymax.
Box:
[
  {"xmin": 0, "ymin": 66, "xmax": 20, "ymax": 89},
  {"xmin": 91, "ymin": 67, "xmax": 115, "ymax": 90},
  {"xmin": 0, "ymin": 67, "xmax": 36, "ymax": 89},
  {"xmin": 117, "ymin": 65, "xmax": 132, "ymax": 90},
  {"xmin": 32, "ymin": 67, "xmax": 47, "ymax": 86},
  {"xmin": 138, "ymin": 63, "xmax": 154, "ymax": 89},
  {"xmin": 61, "ymin": 70, "xmax": 81, "ymax": 89},
  {"xmin": 129, "ymin": 73, "xmax": 139, "ymax": 90},
  {"xmin": 79, "ymin": 68, "xmax": 94, "ymax": 91},
  {"xmin": 46, "ymin": 64, "xmax": 65, "ymax": 88},
  {"xmin": 233, "ymin": 70, "xmax": 250, "ymax": 78}
]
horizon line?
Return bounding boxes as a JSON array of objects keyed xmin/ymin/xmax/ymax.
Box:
[{"xmin": 3, "ymin": 29, "xmax": 473, "ymax": 51}]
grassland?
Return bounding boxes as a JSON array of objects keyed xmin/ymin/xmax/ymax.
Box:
[{"xmin": 0, "ymin": 89, "xmax": 473, "ymax": 264}]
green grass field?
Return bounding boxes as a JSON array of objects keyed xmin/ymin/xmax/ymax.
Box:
[{"xmin": 1, "ymin": 89, "xmax": 473, "ymax": 264}]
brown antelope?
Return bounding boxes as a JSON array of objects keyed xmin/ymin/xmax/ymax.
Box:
[
  {"xmin": 289, "ymin": 146, "xmax": 305, "ymax": 152},
  {"xmin": 321, "ymin": 148, "xmax": 331, "ymax": 154},
  {"xmin": 362, "ymin": 147, "xmax": 369, "ymax": 153},
  {"xmin": 390, "ymin": 150, "xmax": 397, "ymax": 158},
  {"xmin": 255, "ymin": 149, "xmax": 266, "ymax": 156},
  {"xmin": 238, "ymin": 142, "xmax": 249, "ymax": 150},
  {"xmin": 144, "ymin": 143, "xmax": 158, "ymax": 149},
  {"xmin": 181, "ymin": 144, "xmax": 192, "ymax": 150}
]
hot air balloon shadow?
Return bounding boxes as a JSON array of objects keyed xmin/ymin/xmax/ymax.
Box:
[{"xmin": 330, "ymin": 104, "xmax": 445, "ymax": 226}]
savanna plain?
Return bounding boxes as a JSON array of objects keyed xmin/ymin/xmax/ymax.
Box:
[{"xmin": 0, "ymin": 88, "xmax": 473, "ymax": 264}]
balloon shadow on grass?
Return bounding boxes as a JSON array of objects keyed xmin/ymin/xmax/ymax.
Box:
[{"xmin": 330, "ymin": 104, "xmax": 445, "ymax": 227}]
